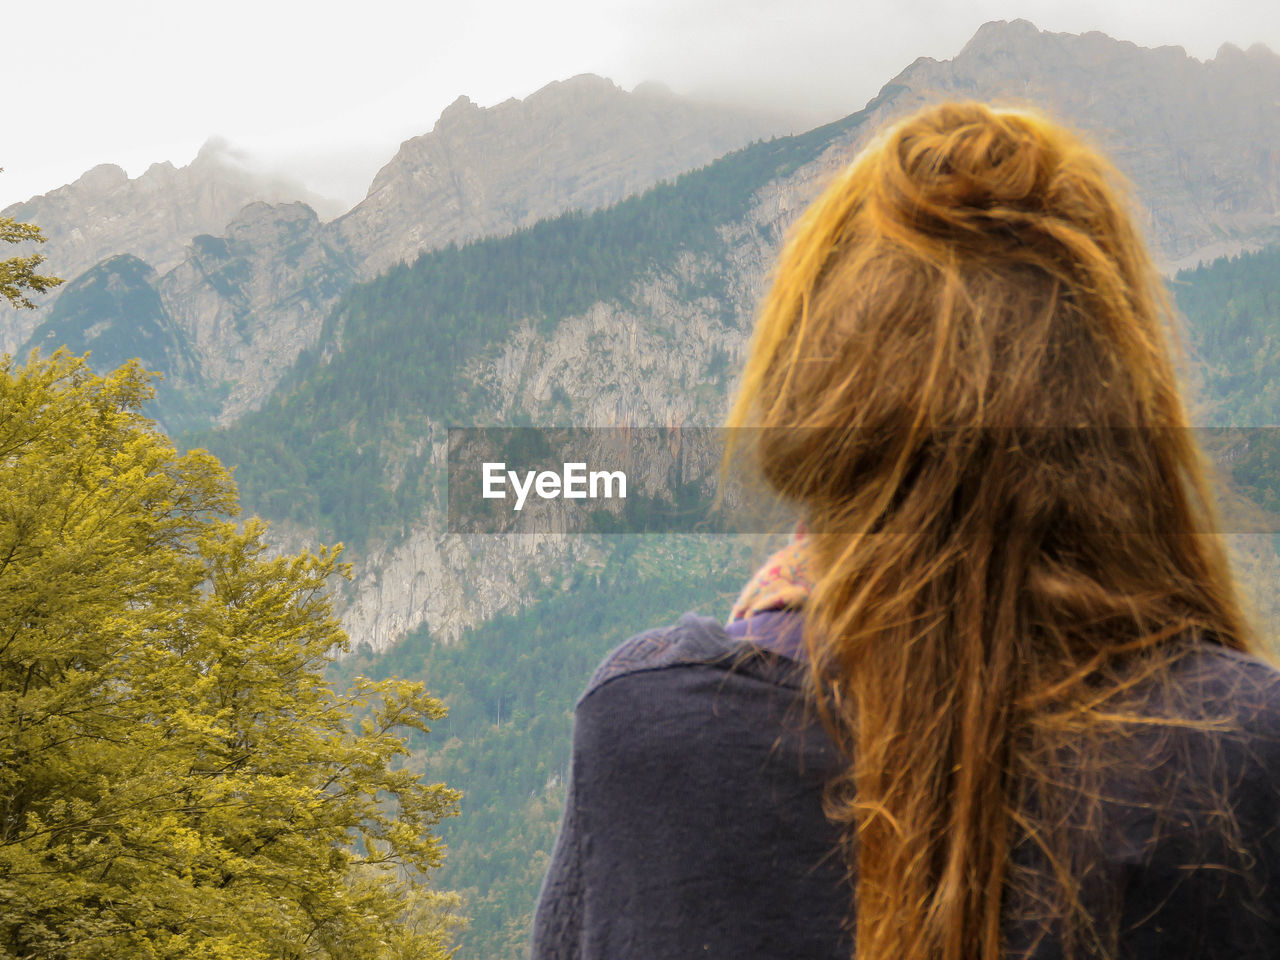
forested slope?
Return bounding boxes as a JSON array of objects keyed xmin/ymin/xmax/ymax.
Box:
[{"xmin": 1179, "ymin": 243, "xmax": 1280, "ymax": 427}]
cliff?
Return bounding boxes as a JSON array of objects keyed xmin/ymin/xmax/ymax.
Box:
[
  {"xmin": 0, "ymin": 141, "xmax": 340, "ymax": 352},
  {"xmin": 333, "ymin": 74, "xmax": 804, "ymax": 277}
]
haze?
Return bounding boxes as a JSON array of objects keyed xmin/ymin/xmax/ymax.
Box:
[{"xmin": 4, "ymin": 0, "xmax": 1278, "ymax": 211}]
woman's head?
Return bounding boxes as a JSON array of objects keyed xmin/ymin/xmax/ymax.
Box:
[
  {"xmin": 733, "ymin": 101, "xmax": 1196, "ymax": 526},
  {"xmin": 729, "ymin": 100, "xmax": 1243, "ymax": 633},
  {"xmin": 727, "ymin": 101, "xmax": 1252, "ymax": 960}
]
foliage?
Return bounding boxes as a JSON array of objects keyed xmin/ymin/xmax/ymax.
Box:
[
  {"xmin": 1174, "ymin": 244, "xmax": 1280, "ymax": 523},
  {"xmin": 0, "ymin": 179, "xmax": 63, "ymax": 309},
  {"xmin": 1176, "ymin": 242, "xmax": 1280, "ymax": 427},
  {"xmin": 0, "ymin": 352, "xmax": 463, "ymax": 959}
]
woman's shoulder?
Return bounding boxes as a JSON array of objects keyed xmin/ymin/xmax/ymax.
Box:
[
  {"xmin": 579, "ymin": 608, "xmax": 813, "ymax": 706},
  {"xmin": 1168, "ymin": 642, "xmax": 1280, "ymax": 733},
  {"xmin": 1121, "ymin": 642, "xmax": 1280, "ymax": 825},
  {"xmin": 578, "ymin": 613, "xmax": 739, "ymax": 704}
]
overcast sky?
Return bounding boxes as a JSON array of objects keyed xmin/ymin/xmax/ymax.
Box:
[{"xmin": 4, "ymin": 0, "xmax": 1279, "ymax": 211}]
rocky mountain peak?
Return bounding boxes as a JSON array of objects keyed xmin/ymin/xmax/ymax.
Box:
[
  {"xmin": 192, "ymin": 138, "xmax": 234, "ymax": 165},
  {"xmin": 0, "ymin": 141, "xmax": 344, "ymax": 353},
  {"xmin": 227, "ymin": 199, "xmax": 319, "ymax": 233},
  {"xmin": 337, "ymin": 74, "xmax": 809, "ymax": 277},
  {"xmin": 435, "ymin": 95, "xmax": 480, "ymax": 129},
  {"xmin": 958, "ymin": 18, "xmax": 1044, "ymax": 57},
  {"xmin": 1210, "ymin": 41, "xmax": 1280, "ymax": 63},
  {"xmin": 427, "ymin": 75, "xmax": 630, "ymax": 141},
  {"xmin": 632, "ymin": 80, "xmax": 675, "ymax": 99},
  {"xmin": 1210, "ymin": 39, "xmax": 1280, "ymax": 72},
  {"xmin": 141, "ymin": 160, "xmax": 179, "ymax": 181},
  {"xmin": 529, "ymin": 72, "xmax": 623, "ymax": 100},
  {"xmin": 73, "ymin": 163, "xmax": 129, "ymax": 193},
  {"xmin": 1245, "ymin": 43, "xmax": 1280, "ymax": 62}
]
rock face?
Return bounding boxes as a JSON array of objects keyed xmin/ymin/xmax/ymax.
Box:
[
  {"xmin": 156, "ymin": 202, "xmax": 356, "ymax": 421},
  {"xmin": 0, "ymin": 142, "xmax": 341, "ymax": 353},
  {"xmin": 328, "ymin": 257, "xmax": 758, "ymax": 650},
  {"xmin": 333, "ymin": 74, "xmax": 804, "ymax": 278}
]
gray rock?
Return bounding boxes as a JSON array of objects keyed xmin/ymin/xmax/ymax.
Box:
[
  {"xmin": 332, "ymin": 74, "xmax": 803, "ymax": 279},
  {"xmin": 158, "ymin": 201, "xmax": 355, "ymax": 421},
  {"xmin": 0, "ymin": 141, "xmax": 342, "ymax": 353}
]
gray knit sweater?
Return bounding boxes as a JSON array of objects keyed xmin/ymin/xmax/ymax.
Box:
[{"xmin": 530, "ymin": 610, "xmax": 1280, "ymax": 959}]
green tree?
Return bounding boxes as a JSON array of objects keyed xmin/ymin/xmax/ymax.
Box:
[
  {"xmin": 0, "ymin": 173, "xmax": 63, "ymax": 309},
  {"xmin": 0, "ymin": 351, "xmax": 463, "ymax": 959}
]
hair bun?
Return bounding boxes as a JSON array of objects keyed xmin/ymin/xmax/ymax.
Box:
[{"xmin": 871, "ymin": 102, "xmax": 1080, "ymax": 247}]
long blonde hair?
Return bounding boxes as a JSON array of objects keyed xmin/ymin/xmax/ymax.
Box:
[{"xmin": 726, "ymin": 101, "xmax": 1255, "ymax": 959}]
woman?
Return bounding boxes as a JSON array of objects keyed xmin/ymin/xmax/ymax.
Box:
[{"xmin": 530, "ymin": 102, "xmax": 1280, "ymax": 959}]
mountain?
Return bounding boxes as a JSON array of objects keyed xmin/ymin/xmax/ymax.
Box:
[
  {"xmin": 318, "ymin": 174, "xmax": 1280, "ymax": 960},
  {"xmin": 155, "ymin": 201, "xmax": 356, "ymax": 422},
  {"xmin": 312, "ymin": 243, "xmax": 1280, "ymax": 960},
  {"xmin": 15, "ymin": 22, "xmax": 1280, "ymax": 958},
  {"xmin": 11, "ymin": 24, "xmax": 1280, "ymax": 424},
  {"xmin": 332, "ymin": 74, "xmax": 807, "ymax": 278},
  {"xmin": 0, "ymin": 141, "xmax": 342, "ymax": 353},
  {"xmin": 21, "ymin": 254, "xmax": 215, "ymax": 431},
  {"xmin": 20, "ymin": 26, "xmax": 1280, "ymax": 433},
  {"xmin": 183, "ymin": 22, "xmax": 1280, "ymax": 958},
  {"xmin": 7, "ymin": 78, "xmax": 806, "ymax": 424},
  {"xmin": 25, "ymin": 255, "xmax": 186, "ymax": 375}
]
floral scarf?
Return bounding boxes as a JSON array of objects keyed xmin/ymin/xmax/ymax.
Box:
[{"xmin": 729, "ymin": 531, "xmax": 814, "ymax": 622}]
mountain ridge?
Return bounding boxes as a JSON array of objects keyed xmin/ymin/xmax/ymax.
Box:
[
  {"xmin": 4, "ymin": 76, "xmax": 808, "ymax": 422},
  {"xmin": 0, "ymin": 141, "xmax": 343, "ymax": 353},
  {"xmin": 331, "ymin": 72, "xmax": 804, "ymax": 278}
]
